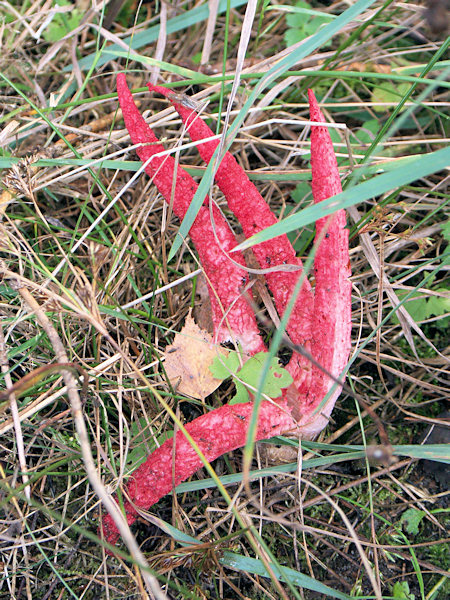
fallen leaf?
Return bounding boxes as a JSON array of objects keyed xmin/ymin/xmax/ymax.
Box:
[
  {"xmin": 258, "ymin": 444, "xmax": 299, "ymax": 464},
  {"xmin": 163, "ymin": 311, "xmax": 227, "ymax": 400}
]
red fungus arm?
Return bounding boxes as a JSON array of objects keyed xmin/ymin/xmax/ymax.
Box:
[
  {"xmin": 297, "ymin": 90, "xmax": 352, "ymax": 437},
  {"xmin": 100, "ymin": 82, "xmax": 352, "ymax": 549},
  {"xmin": 101, "ymin": 400, "xmax": 295, "ymax": 546},
  {"xmin": 117, "ymin": 74, "xmax": 265, "ymax": 353},
  {"xmin": 148, "ymin": 84, "xmax": 314, "ymax": 395}
]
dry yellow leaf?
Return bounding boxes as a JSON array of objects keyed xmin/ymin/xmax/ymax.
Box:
[{"xmin": 163, "ymin": 312, "xmax": 227, "ymax": 400}]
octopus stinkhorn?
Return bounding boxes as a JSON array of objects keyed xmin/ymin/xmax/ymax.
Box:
[{"xmin": 100, "ymin": 76, "xmax": 351, "ymax": 547}]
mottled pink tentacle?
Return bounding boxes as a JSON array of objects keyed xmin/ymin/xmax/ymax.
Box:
[
  {"xmin": 117, "ymin": 74, "xmax": 265, "ymax": 354},
  {"xmin": 100, "ymin": 81, "xmax": 352, "ymax": 549},
  {"xmin": 296, "ymin": 90, "xmax": 352, "ymax": 437},
  {"xmin": 101, "ymin": 400, "xmax": 295, "ymax": 546},
  {"xmin": 148, "ymin": 84, "xmax": 314, "ymax": 396}
]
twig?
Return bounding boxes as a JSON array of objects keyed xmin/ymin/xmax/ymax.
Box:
[
  {"xmin": 15, "ymin": 283, "xmax": 167, "ymax": 600},
  {"xmin": 201, "ymin": 0, "xmax": 219, "ymax": 65},
  {"xmin": 0, "ymin": 323, "xmax": 31, "ymax": 500},
  {"xmin": 150, "ymin": 2, "xmax": 167, "ymax": 85}
]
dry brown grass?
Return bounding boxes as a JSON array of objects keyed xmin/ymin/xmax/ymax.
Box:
[{"xmin": 0, "ymin": 1, "xmax": 448, "ymax": 599}]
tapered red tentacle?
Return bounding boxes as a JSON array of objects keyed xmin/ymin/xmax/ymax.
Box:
[
  {"xmin": 148, "ymin": 84, "xmax": 314, "ymax": 396},
  {"xmin": 101, "ymin": 400, "xmax": 295, "ymax": 546},
  {"xmin": 117, "ymin": 74, "xmax": 265, "ymax": 353},
  {"xmin": 297, "ymin": 90, "xmax": 352, "ymax": 437},
  {"xmin": 100, "ymin": 81, "xmax": 352, "ymax": 549}
]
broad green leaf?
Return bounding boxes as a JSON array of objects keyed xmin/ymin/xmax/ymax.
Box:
[
  {"xmin": 231, "ymin": 380, "xmax": 251, "ymax": 405},
  {"xmin": 441, "ymin": 220, "xmax": 450, "ymax": 242},
  {"xmin": 210, "ymin": 351, "xmax": 293, "ymax": 404},
  {"xmin": 371, "ymin": 82, "xmax": 410, "ymax": 112},
  {"xmin": 354, "ymin": 118, "xmax": 380, "ymax": 145},
  {"xmin": 392, "ymin": 286, "xmax": 450, "ymax": 326},
  {"xmin": 426, "ymin": 289, "xmax": 450, "ymax": 318},
  {"xmin": 400, "ymin": 508, "xmax": 426, "ymax": 536},
  {"xmin": 284, "ymin": 1, "xmax": 332, "ymax": 48},
  {"xmin": 43, "ymin": 0, "xmax": 83, "ymax": 43},
  {"xmin": 393, "ymin": 581, "xmax": 415, "ymax": 600},
  {"xmin": 126, "ymin": 421, "xmax": 173, "ymax": 470},
  {"xmin": 210, "ymin": 352, "xmax": 240, "ymax": 380},
  {"xmin": 237, "ymin": 352, "xmax": 293, "ymax": 399},
  {"xmin": 286, "ymin": 2, "xmax": 312, "ymax": 28}
]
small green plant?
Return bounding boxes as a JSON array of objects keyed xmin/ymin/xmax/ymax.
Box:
[
  {"xmin": 284, "ymin": 1, "xmax": 332, "ymax": 48},
  {"xmin": 210, "ymin": 351, "xmax": 293, "ymax": 405},
  {"xmin": 43, "ymin": 0, "xmax": 83, "ymax": 43},
  {"xmin": 126, "ymin": 422, "xmax": 173, "ymax": 470},
  {"xmin": 354, "ymin": 118, "xmax": 380, "ymax": 146},
  {"xmin": 399, "ymin": 286, "xmax": 450, "ymax": 328},
  {"xmin": 400, "ymin": 507, "xmax": 426, "ymax": 535},
  {"xmin": 370, "ymin": 81, "xmax": 410, "ymax": 113},
  {"xmin": 393, "ymin": 581, "xmax": 415, "ymax": 600},
  {"xmin": 392, "ymin": 222, "xmax": 449, "ymax": 329}
]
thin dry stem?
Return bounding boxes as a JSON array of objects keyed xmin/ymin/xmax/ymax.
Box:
[{"xmin": 16, "ymin": 284, "xmax": 167, "ymax": 600}]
